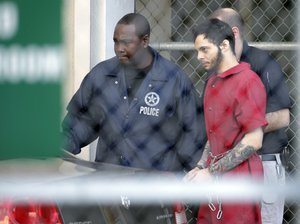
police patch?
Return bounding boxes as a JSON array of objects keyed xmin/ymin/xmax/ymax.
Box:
[
  {"xmin": 139, "ymin": 92, "xmax": 160, "ymax": 117},
  {"xmin": 144, "ymin": 92, "xmax": 160, "ymax": 107}
]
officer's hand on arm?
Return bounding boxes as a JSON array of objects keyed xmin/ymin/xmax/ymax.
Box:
[{"xmin": 264, "ymin": 108, "xmax": 290, "ymax": 133}]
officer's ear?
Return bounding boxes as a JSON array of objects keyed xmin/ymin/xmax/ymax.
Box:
[
  {"xmin": 142, "ymin": 34, "xmax": 150, "ymax": 48},
  {"xmin": 232, "ymin": 26, "xmax": 240, "ymax": 39}
]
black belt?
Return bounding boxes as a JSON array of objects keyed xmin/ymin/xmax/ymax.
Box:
[{"xmin": 260, "ymin": 154, "xmax": 277, "ymax": 161}]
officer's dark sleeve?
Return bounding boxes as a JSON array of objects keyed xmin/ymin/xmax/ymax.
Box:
[
  {"xmin": 258, "ymin": 53, "xmax": 291, "ymax": 113},
  {"xmin": 176, "ymin": 74, "xmax": 207, "ymax": 170},
  {"xmin": 61, "ymin": 73, "xmax": 105, "ymax": 154}
]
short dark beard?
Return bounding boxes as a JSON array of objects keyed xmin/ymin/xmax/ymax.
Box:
[{"xmin": 208, "ymin": 47, "xmax": 223, "ymax": 74}]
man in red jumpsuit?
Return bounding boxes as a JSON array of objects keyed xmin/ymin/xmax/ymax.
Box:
[{"xmin": 184, "ymin": 18, "xmax": 268, "ymax": 224}]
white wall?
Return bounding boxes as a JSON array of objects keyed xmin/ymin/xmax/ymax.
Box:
[{"xmin": 91, "ymin": 0, "xmax": 135, "ymax": 67}]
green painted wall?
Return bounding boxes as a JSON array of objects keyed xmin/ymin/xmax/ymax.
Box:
[{"xmin": 0, "ymin": 0, "xmax": 63, "ymax": 159}]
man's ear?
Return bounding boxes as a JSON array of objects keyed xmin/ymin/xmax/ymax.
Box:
[
  {"xmin": 231, "ymin": 26, "xmax": 240, "ymax": 39},
  {"xmin": 142, "ymin": 34, "xmax": 150, "ymax": 48},
  {"xmin": 220, "ymin": 39, "xmax": 230, "ymax": 50}
]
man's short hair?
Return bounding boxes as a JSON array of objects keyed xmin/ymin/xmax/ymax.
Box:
[
  {"xmin": 209, "ymin": 8, "xmax": 245, "ymax": 38},
  {"xmin": 117, "ymin": 13, "xmax": 150, "ymax": 38},
  {"xmin": 192, "ymin": 18, "xmax": 235, "ymax": 53}
]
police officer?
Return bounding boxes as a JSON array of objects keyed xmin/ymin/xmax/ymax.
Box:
[{"xmin": 61, "ymin": 13, "xmax": 206, "ymax": 172}]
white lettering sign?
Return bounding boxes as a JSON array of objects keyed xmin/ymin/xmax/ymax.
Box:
[
  {"xmin": 0, "ymin": 2, "xmax": 18, "ymax": 39},
  {"xmin": 139, "ymin": 106, "xmax": 160, "ymax": 117},
  {"xmin": 0, "ymin": 45, "xmax": 64, "ymax": 82}
]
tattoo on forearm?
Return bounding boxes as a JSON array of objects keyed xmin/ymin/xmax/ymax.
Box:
[
  {"xmin": 197, "ymin": 141, "xmax": 210, "ymax": 168},
  {"xmin": 208, "ymin": 142, "xmax": 256, "ymax": 175}
]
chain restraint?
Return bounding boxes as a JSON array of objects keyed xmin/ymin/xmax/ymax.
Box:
[{"xmin": 207, "ymin": 152, "xmax": 223, "ymax": 220}]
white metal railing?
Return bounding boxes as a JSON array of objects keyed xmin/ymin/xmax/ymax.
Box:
[{"xmin": 151, "ymin": 42, "xmax": 299, "ymax": 51}]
